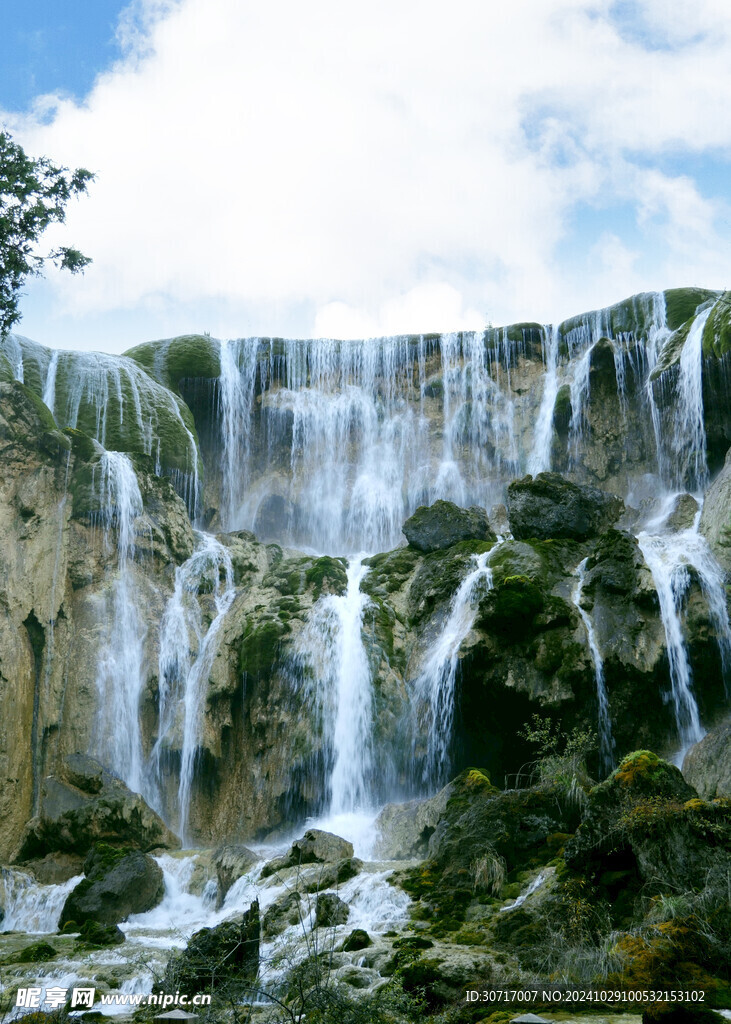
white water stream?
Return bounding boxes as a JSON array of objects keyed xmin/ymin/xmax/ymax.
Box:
[
  {"xmin": 572, "ymin": 557, "xmax": 615, "ymax": 774},
  {"xmin": 415, "ymin": 547, "xmax": 499, "ymax": 786},
  {"xmin": 92, "ymin": 452, "xmax": 148, "ymax": 794},
  {"xmin": 151, "ymin": 533, "xmax": 236, "ymax": 839}
]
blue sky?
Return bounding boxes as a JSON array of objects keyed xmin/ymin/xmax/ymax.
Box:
[
  {"xmin": 2, "ymin": 0, "xmax": 730, "ymax": 352},
  {"xmin": 0, "ymin": 2, "xmax": 129, "ymax": 111}
]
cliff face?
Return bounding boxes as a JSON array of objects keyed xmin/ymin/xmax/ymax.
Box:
[{"xmin": 0, "ymin": 286, "xmax": 730, "ymax": 855}]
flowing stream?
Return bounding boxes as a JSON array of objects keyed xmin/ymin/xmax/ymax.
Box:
[{"xmin": 572, "ymin": 557, "xmax": 615, "ymax": 774}]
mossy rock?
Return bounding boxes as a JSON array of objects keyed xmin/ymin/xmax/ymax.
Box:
[
  {"xmin": 553, "ymin": 383, "xmax": 572, "ymax": 435},
  {"xmin": 403, "ymin": 500, "xmax": 494, "ymax": 553},
  {"xmin": 4, "ymin": 941, "xmax": 58, "ymax": 964},
  {"xmin": 78, "ymin": 920, "xmax": 125, "ymax": 946},
  {"xmin": 664, "ymin": 287, "xmax": 720, "ymax": 332},
  {"xmin": 342, "ymin": 928, "xmax": 371, "ymax": 952},
  {"xmin": 477, "ymin": 575, "xmax": 544, "ymax": 641},
  {"xmin": 363, "ymin": 546, "xmax": 420, "ymax": 595},
  {"xmin": 702, "ymin": 290, "xmax": 731, "ymax": 359},
  {"xmin": 124, "ymin": 334, "xmax": 222, "ymax": 390},
  {"xmin": 407, "ymin": 540, "xmax": 495, "ymax": 625},
  {"xmin": 304, "ymin": 555, "xmax": 348, "ymax": 598},
  {"xmin": 239, "ymin": 616, "xmax": 291, "ymax": 679}
]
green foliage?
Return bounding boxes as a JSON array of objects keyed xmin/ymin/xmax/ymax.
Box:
[
  {"xmin": 518, "ymin": 714, "xmax": 595, "ymax": 792},
  {"xmin": 0, "ymin": 130, "xmax": 93, "ymax": 337}
]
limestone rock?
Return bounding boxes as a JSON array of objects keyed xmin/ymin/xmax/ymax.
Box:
[
  {"xmin": 565, "ymin": 751, "xmax": 731, "ymax": 892},
  {"xmin": 402, "ymin": 500, "xmax": 494, "ymax": 553},
  {"xmin": 262, "ymin": 891, "xmax": 302, "ymax": 937},
  {"xmin": 683, "ymin": 719, "xmax": 731, "ymax": 798},
  {"xmin": 59, "ymin": 844, "xmax": 164, "ymax": 927},
  {"xmin": 507, "ymin": 473, "xmax": 624, "ymax": 541},
  {"xmin": 664, "ymin": 492, "xmax": 699, "ymax": 532},
  {"xmin": 212, "ymin": 843, "xmax": 258, "ymax": 907},
  {"xmin": 374, "ymin": 785, "xmax": 452, "ymax": 860},
  {"xmin": 164, "ymin": 901, "xmax": 260, "ymax": 995},
  {"xmin": 700, "ymin": 447, "xmax": 731, "ymax": 576},
  {"xmin": 15, "ymin": 756, "xmax": 180, "ymax": 862},
  {"xmin": 261, "ymin": 829, "xmax": 354, "ymax": 878},
  {"xmin": 315, "ymin": 892, "xmax": 349, "ymax": 927}
]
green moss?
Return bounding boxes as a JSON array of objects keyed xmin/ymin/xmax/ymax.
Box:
[
  {"xmin": 0, "ymin": 351, "xmax": 15, "ymax": 382},
  {"xmin": 478, "ymin": 575, "xmax": 544, "ymax": 641},
  {"xmin": 408, "ymin": 540, "xmax": 495, "ymax": 625},
  {"xmin": 553, "ymin": 383, "xmax": 572, "ymax": 435},
  {"xmin": 304, "ymin": 555, "xmax": 348, "ymax": 598},
  {"xmin": 702, "ymin": 290, "xmax": 731, "ymax": 359},
  {"xmin": 239, "ymin": 617, "xmax": 290, "ymax": 678},
  {"xmin": 664, "ymin": 287, "xmax": 719, "ymax": 331},
  {"xmin": 124, "ymin": 334, "xmax": 221, "ymax": 390},
  {"xmin": 18, "ymin": 380, "xmax": 57, "ymax": 432},
  {"xmin": 4, "ymin": 941, "xmax": 58, "ymax": 964}
]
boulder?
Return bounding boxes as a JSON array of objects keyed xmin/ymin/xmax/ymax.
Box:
[
  {"xmin": 664, "ymin": 492, "xmax": 699, "ymax": 532},
  {"xmin": 342, "ymin": 928, "xmax": 371, "ymax": 952},
  {"xmin": 164, "ymin": 901, "xmax": 259, "ymax": 996},
  {"xmin": 262, "ymin": 890, "xmax": 302, "ymax": 937},
  {"xmin": 402, "ymin": 500, "xmax": 494, "ymax": 553},
  {"xmin": 212, "ymin": 843, "xmax": 258, "ymax": 907},
  {"xmin": 315, "ymin": 892, "xmax": 349, "ymax": 928},
  {"xmin": 683, "ymin": 719, "xmax": 731, "ymax": 798},
  {"xmin": 261, "ymin": 829, "xmax": 353, "ymax": 878},
  {"xmin": 14, "ymin": 755, "xmax": 180, "ymax": 862},
  {"xmin": 59, "ymin": 843, "xmax": 164, "ymax": 927},
  {"xmin": 507, "ymin": 473, "xmax": 624, "ymax": 541},
  {"xmin": 565, "ymin": 751, "xmax": 731, "ymax": 892},
  {"xmin": 374, "ymin": 785, "xmax": 452, "ymax": 860}
]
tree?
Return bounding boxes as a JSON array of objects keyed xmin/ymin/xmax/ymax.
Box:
[{"xmin": 0, "ymin": 129, "xmax": 94, "ymax": 337}]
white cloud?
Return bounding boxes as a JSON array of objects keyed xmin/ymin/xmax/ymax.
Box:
[{"xmin": 4, "ymin": 0, "xmax": 731, "ymax": 349}]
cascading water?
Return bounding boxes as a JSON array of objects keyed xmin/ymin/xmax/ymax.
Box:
[
  {"xmin": 291, "ymin": 557, "xmax": 374, "ymax": 815},
  {"xmin": 671, "ymin": 305, "xmax": 714, "ymax": 492},
  {"xmin": 92, "ymin": 451, "xmax": 148, "ymax": 793},
  {"xmin": 572, "ymin": 557, "xmax": 615, "ymax": 774},
  {"xmin": 415, "ymin": 548, "xmax": 498, "ymax": 787},
  {"xmin": 151, "ymin": 532, "xmax": 236, "ymax": 840},
  {"xmin": 527, "ymin": 325, "xmax": 559, "ymax": 474},
  {"xmin": 0, "ymin": 868, "xmax": 83, "ymax": 933},
  {"xmin": 42, "ymin": 349, "xmax": 59, "ymax": 413},
  {"xmin": 219, "ymin": 338, "xmax": 259, "ymax": 530}
]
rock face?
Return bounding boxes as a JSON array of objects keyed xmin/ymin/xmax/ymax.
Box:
[
  {"xmin": 507, "ymin": 473, "xmax": 624, "ymax": 541},
  {"xmin": 683, "ymin": 719, "xmax": 731, "ymax": 798},
  {"xmin": 164, "ymin": 901, "xmax": 260, "ymax": 997},
  {"xmin": 374, "ymin": 785, "xmax": 452, "ymax": 860},
  {"xmin": 14, "ymin": 755, "xmax": 179, "ymax": 862},
  {"xmin": 402, "ymin": 501, "xmax": 494, "ymax": 552},
  {"xmin": 59, "ymin": 843, "xmax": 165, "ymax": 927},
  {"xmin": 700, "ymin": 447, "xmax": 731, "ymax": 576},
  {"xmin": 212, "ymin": 844, "xmax": 258, "ymax": 907}
]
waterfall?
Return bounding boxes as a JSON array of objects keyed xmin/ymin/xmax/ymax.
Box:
[
  {"xmin": 672, "ymin": 305, "xmax": 713, "ymax": 492},
  {"xmin": 572, "ymin": 557, "xmax": 615, "ymax": 774},
  {"xmin": 415, "ymin": 549, "xmax": 497, "ymax": 787},
  {"xmin": 92, "ymin": 451, "xmax": 148, "ymax": 793},
  {"xmin": 0, "ymin": 868, "xmax": 83, "ymax": 933},
  {"xmin": 152, "ymin": 533, "xmax": 236, "ymax": 840},
  {"xmin": 637, "ymin": 527, "xmax": 703, "ymax": 764},
  {"xmin": 292, "ymin": 557, "xmax": 374, "ymax": 814},
  {"xmin": 42, "ymin": 350, "xmax": 59, "ymax": 413},
  {"xmin": 527, "ymin": 325, "xmax": 559, "ymax": 474},
  {"xmin": 219, "ymin": 338, "xmax": 259, "ymax": 530}
]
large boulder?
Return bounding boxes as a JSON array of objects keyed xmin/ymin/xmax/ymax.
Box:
[
  {"xmin": 507, "ymin": 473, "xmax": 623, "ymax": 541},
  {"xmin": 164, "ymin": 901, "xmax": 259, "ymax": 997},
  {"xmin": 402, "ymin": 500, "xmax": 494, "ymax": 552},
  {"xmin": 565, "ymin": 751, "xmax": 731, "ymax": 892},
  {"xmin": 374, "ymin": 785, "xmax": 453, "ymax": 860},
  {"xmin": 14, "ymin": 755, "xmax": 180, "ymax": 862},
  {"xmin": 59, "ymin": 843, "xmax": 164, "ymax": 927},
  {"xmin": 261, "ymin": 829, "xmax": 353, "ymax": 878},
  {"xmin": 315, "ymin": 892, "xmax": 349, "ymax": 928},
  {"xmin": 683, "ymin": 719, "xmax": 731, "ymax": 798}
]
